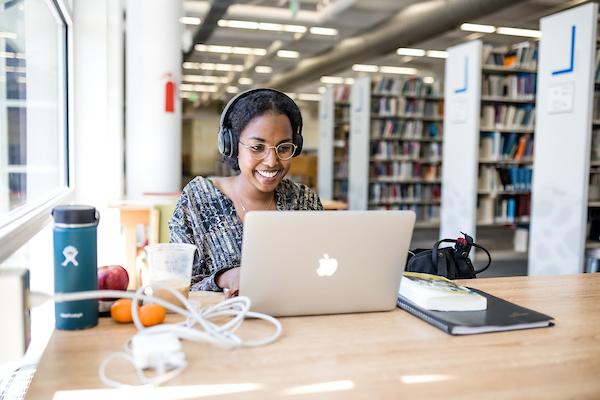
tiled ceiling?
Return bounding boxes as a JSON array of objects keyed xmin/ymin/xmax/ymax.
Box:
[{"xmin": 180, "ymin": 0, "xmax": 590, "ymax": 104}]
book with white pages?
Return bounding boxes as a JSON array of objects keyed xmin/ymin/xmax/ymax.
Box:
[{"xmin": 398, "ymin": 272, "xmax": 487, "ymax": 311}]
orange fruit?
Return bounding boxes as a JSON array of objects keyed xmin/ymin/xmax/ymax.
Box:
[
  {"xmin": 110, "ymin": 298, "xmax": 133, "ymax": 323},
  {"xmin": 138, "ymin": 304, "xmax": 166, "ymax": 327}
]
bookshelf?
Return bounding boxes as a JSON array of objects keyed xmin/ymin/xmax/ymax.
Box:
[
  {"xmin": 587, "ymin": 39, "xmax": 600, "ymax": 248},
  {"xmin": 368, "ymin": 76, "xmax": 444, "ymax": 226},
  {"xmin": 318, "ymin": 85, "xmax": 351, "ymax": 202},
  {"xmin": 477, "ymin": 41, "xmax": 537, "ymax": 227},
  {"xmin": 333, "ymin": 85, "xmax": 351, "ymax": 202}
]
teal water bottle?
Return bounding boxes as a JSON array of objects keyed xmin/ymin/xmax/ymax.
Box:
[{"xmin": 52, "ymin": 205, "xmax": 99, "ymax": 330}]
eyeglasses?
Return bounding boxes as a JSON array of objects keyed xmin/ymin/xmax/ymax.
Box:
[{"xmin": 238, "ymin": 141, "xmax": 297, "ymax": 161}]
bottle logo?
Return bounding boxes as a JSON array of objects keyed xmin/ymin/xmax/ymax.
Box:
[{"xmin": 62, "ymin": 246, "xmax": 79, "ymax": 267}]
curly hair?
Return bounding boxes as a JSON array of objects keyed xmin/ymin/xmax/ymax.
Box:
[{"xmin": 221, "ymin": 89, "xmax": 302, "ymax": 171}]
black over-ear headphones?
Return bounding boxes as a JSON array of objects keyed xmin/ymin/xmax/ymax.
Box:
[{"xmin": 217, "ymin": 88, "xmax": 303, "ymax": 159}]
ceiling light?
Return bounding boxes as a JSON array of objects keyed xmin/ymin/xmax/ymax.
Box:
[
  {"xmin": 380, "ymin": 66, "xmax": 418, "ymax": 75},
  {"xmin": 423, "ymin": 77, "xmax": 435, "ymax": 84},
  {"xmin": 238, "ymin": 77, "xmax": 253, "ymax": 85},
  {"xmin": 182, "ymin": 62, "xmax": 244, "ymax": 72},
  {"xmin": 0, "ymin": 32, "xmax": 17, "ymax": 39},
  {"xmin": 183, "ymin": 75, "xmax": 230, "ymax": 84},
  {"xmin": 426, "ymin": 50, "xmax": 448, "ymax": 59},
  {"xmin": 277, "ymin": 50, "xmax": 300, "ymax": 58},
  {"xmin": 217, "ymin": 19, "xmax": 307, "ymax": 34},
  {"xmin": 352, "ymin": 64, "xmax": 379, "ymax": 72},
  {"xmin": 460, "ymin": 23, "xmax": 495, "ymax": 33},
  {"xmin": 179, "ymin": 17, "xmax": 201, "ymax": 25},
  {"xmin": 496, "ymin": 27, "xmax": 541, "ymax": 38},
  {"xmin": 194, "ymin": 44, "xmax": 267, "ymax": 56},
  {"xmin": 344, "ymin": 78, "xmax": 355, "ymax": 85},
  {"xmin": 320, "ymin": 76, "xmax": 345, "ymax": 84},
  {"xmin": 297, "ymin": 93, "xmax": 321, "ymax": 101},
  {"xmin": 255, "ymin": 66, "xmax": 273, "ymax": 74},
  {"xmin": 318, "ymin": 86, "xmax": 326, "ymax": 93},
  {"xmin": 226, "ymin": 86, "xmax": 240, "ymax": 94},
  {"xmin": 218, "ymin": 20, "xmax": 259, "ymax": 29},
  {"xmin": 397, "ymin": 48, "xmax": 426, "ymax": 57},
  {"xmin": 309, "ymin": 27, "xmax": 338, "ymax": 36},
  {"xmin": 180, "ymin": 83, "xmax": 218, "ymax": 92}
]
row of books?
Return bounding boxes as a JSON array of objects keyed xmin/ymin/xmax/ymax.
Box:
[
  {"xmin": 334, "ymin": 85, "xmax": 350, "ymax": 102},
  {"xmin": 478, "ymin": 166, "xmax": 533, "ymax": 192},
  {"xmin": 482, "ymin": 42, "xmax": 538, "ymax": 70},
  {"xmin": 481, "ymin": 104, "xmax": 535, "ymax": 130},
  {"xmin": 592, "ymin": 129, "xmax": 600, "ymax": 161},
  {"xmin": 333, "ymin": 180, "xmax": 348, "ymax": 201},
  {"xmin": 477, "ymin": 194, "xmax": 531, "ymax": 225},
  {"xmin": 371, "ymin": 119, "xmax": 443, "ymax": 139},
  {"xmin": 369, "ymin": 183, "xmax": 441, "ymax": 203},
  {"xmin": 371, "ymin": 141, "xmax": 441, "ymax": 160},
  {"xmin": 372, "ymin": 76, "xmax": 441, "ymax": 97},
  {"xmin": 593, "ymin": 91, "xmax": 600, "ymax": 120},
  {"xmin": 335, "ymin": 105, "xmax": 350, "ymax": 121},
  {"xmin": 480, "ymin": 132, "xmax": 533, "ymax": 161},
  {"xmin": 370, "ymin": 162, "xmax": 441, "ymax": 181},
  {"xmin": 595, "ymin": 49, "xmax": 600, "ymax": 83},
  {"xmin": 369, "ymin": 203, "xmax": 440, "ymax": 222},
  {"xmin": 482, "ymin": 74, "xmax": 536, "ymax": 99},
  {"xmin": 372, "ymin": 97, "xmax": 443, "ymax": 117}
]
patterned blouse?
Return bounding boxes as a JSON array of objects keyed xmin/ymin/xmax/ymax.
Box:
[{"xmin": 169, "ymin": 176, "xmax": 323, "ymax": 291}]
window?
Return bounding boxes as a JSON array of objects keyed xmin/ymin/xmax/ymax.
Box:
[{"xmin": 0, "ymin": 0, "xmax": 72, "ymax": 262}]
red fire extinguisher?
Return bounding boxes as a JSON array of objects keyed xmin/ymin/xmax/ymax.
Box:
[{"xmin": 164, "ymin": 73, "xmax": 175, "ymax": 113}]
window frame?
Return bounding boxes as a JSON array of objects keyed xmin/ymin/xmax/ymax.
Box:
[{"xmin": 0, "ymin": 0, "xmax": 74, "ymax": 263}]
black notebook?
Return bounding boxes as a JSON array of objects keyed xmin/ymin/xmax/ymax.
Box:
[{"xmin": 397, "ymin": 288, "xmax": 554, "ymax": 335}]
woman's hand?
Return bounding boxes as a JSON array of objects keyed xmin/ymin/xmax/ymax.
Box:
[{"xmin": 216, "ymin": 267, "xmax": 240, "ymax": 298}]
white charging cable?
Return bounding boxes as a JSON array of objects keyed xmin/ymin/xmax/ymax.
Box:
[{"xmin": 32, "ymin": 285, "xmax": 282, "ymax": 388}]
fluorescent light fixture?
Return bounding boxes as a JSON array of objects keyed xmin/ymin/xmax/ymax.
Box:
[
  {"xmin": 318, "ymin": 86, "xmax": 326, "ymax": 93},
  {"xmin": 226, "ymin": 86, "xmax": 240, "ymax": 94},
  {"xmin": 182, "ymin": 62, "xmax": 244, "ymax": 72},
  {"xmin": 380, "ymin": 66, "xmax": 418, "ymax": 75},
  {"xmin": 309, "ymin": 27, "xmax": 338, "ymax": 36},
  {"xmin": 397, "ymin": 48, "xmax": 426, "ymax": 57},
  {"xmin": 238, "ymin": 77, "xmax": 253, "ymax": 85},
  {"xmin": 297, "ymin": 93, "xmax": 321, "ymax": 101},
  {"xmin": 344, "ymin": 78, "xmax": 355, "ymax": 85},
  {"xmin": 183, "ymin": 75, "xmax": 229, "ymax": 84},
  {"xmin": 255, "ymin": 66, "xmax": 273, "ymax": 74},
  {"xmin": 0, "ymin": 31, "xmax": 17, "ymax": 39},
  {"xmin": 460, "ymin": 23, "xmax": 495, "ymax": 33},
  {"xmin": 320, "ymin": 76, "xmax": 345, "ymax": 84},
  {"xmin": 217, "ymin": 19, "xmax": 308, "ymax": 34},
  {"xmin": 179, "ymin": 17, "xmax": 201, "ymax": 25},
  {"xmin": 277, "ymin": 50, "xmax": 300, "ymax": 58},
  {"xmin": 496, "ymin": 27, "xmax": 541, "ymax": 38},
  {"xmin": 180, "ymin": 83, "xmax": 218, "ymax": 92},
  {"xmin": 285, "ymin": 92, "xmax": 297, "ymax": 99},
  {"xmin": 426, "ymin": 50, "xmax": 448, "ymax": 59},
  {"xmin": 423, "ymin": 76, "xmax": 435, "ymax": 84},
  {"xmin": 194, "ymin": 44, "xmax": 267, "ymax": 56},
  {"xmin": 352, "ymin": 64, "xmax": 379, "ymax": 72}
]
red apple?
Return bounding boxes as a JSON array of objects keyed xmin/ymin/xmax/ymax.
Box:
[{"xmin": 98, "ymin": 265, "xmax": 129, "ymax": 293}]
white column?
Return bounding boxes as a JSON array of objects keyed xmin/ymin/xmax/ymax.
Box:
[
  {"xmin": 528, "ymin": 3, "xmax": 598, "ymax": 275},
  {"xmin": 318, "ymin": 89, "xmax": 334, "ymax": 200},
  {"xmin": 126, "ymin": 0, "xmax": 182, "ymax": 199},
  {"xmin": 440, "ymin": 40, "xmax": 482, "ymax": 240},
  {"xmin": 348, "ymin": 76, "xmax": 370, "ymax": 210}
]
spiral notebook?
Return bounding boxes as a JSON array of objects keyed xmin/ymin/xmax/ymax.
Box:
[{"xmin": 397, "ymin": 288, "xmax": 554, "ymax": 335}]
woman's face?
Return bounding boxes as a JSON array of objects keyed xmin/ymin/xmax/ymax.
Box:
[{"xmin": 237, "ymin": 112, "xmax": 294, "ymax": 193}]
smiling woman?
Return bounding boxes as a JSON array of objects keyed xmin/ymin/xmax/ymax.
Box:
[{"xmin": 168, "ymin": 89, "xmax": 323, "ymax": 294}]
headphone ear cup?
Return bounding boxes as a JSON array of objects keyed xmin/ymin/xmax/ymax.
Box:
[
  {"xmin": 293, "ymin": 133, "xmax": 303, "ymax": 157},
  {"xmin": 218, "ymin": 128, "xmax": 236, "ymax": 158}
]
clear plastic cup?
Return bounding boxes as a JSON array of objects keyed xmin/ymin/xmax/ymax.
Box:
[{"xmin": 143, "ymin": 243, "xmax": 196, "ymax": 307}]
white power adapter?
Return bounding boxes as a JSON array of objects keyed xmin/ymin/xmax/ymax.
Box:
[
  {"xmin": 131, "ymin": 332, "xmax": 186, "ymax": 371},
  {"xmin": 0, "ymin": 268, "xmax": 31, "ymax": 364}
]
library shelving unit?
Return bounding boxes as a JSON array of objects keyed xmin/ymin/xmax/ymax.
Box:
[
  {"xmin": 477, "ymin": 42, "xmax": 537, "ymax": 227},
  {"xmin": 318, "ymin": 85, "xmax": 351, "ymax": 202},
  {"xmin": 332, "ymin": 86, "xmax": 351, "ymax": 202},
  {"xmin": 352, "ymin": 75, "xmax": 444, "ymax": 226},
  {"xmin": 587, "ymin": 40, "xmax": 600, "ymax": 250}
]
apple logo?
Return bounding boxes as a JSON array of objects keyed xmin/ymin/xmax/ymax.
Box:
[{"xmin": 316, "ymin": 253, "xmax": 338, "ymax": 277}]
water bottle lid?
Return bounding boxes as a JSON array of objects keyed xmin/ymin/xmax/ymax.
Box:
[{"xmin": 52, "ymin": 205, "xmax": 99, "ymax": 225}]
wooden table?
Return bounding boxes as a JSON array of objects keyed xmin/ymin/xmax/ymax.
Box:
[{"xmin": 26, "ymin": 274, "xmax": 600, "ymax": 399}]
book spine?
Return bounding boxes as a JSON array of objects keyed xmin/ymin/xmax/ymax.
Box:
[{"xmin": 397, "ymin": 297, "xmax": 453, "ymax": 334}]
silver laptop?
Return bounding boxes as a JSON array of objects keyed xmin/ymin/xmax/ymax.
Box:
[{"xmin": 239, "ymin": 210, "xmax": 416, "ymax": 317}]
